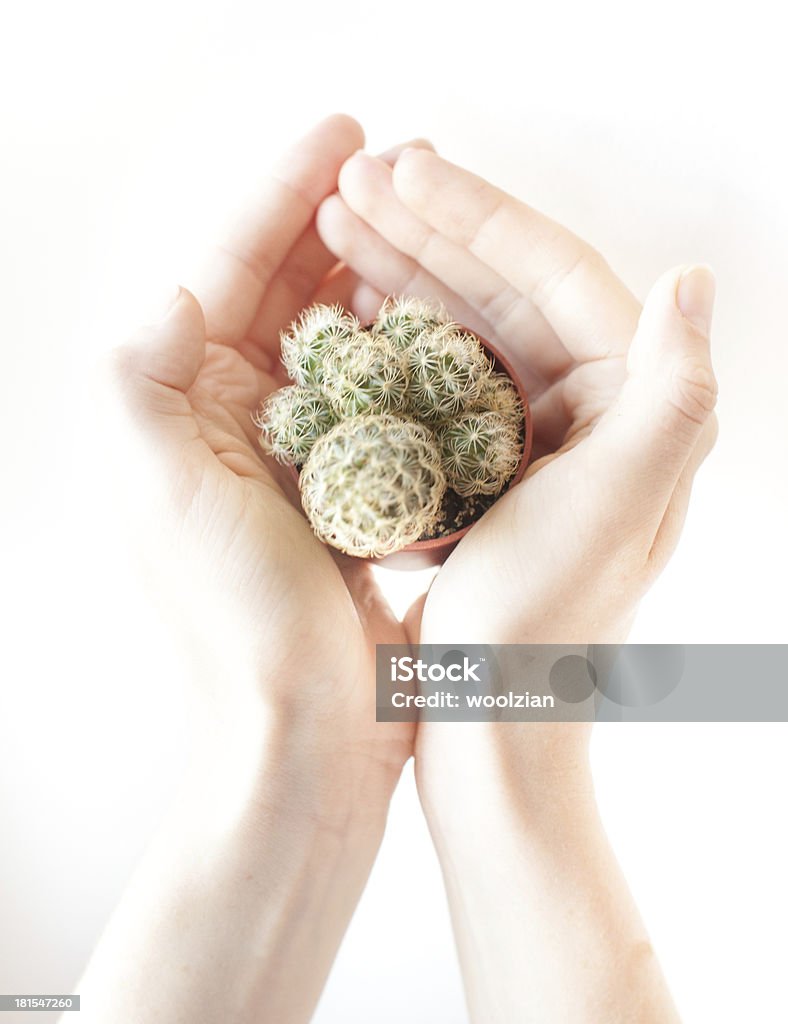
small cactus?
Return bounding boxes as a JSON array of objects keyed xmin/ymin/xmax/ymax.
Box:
[
  {"xmin": 255, "ymin": 385, "xmax": 336, "ymax": 466},
  {"xmin": 475, "ymin": 371, "xmax": 524, "ymax": 424},
  {"xmin": 280, "ymin": 303, "xmax": 358, "ymax": 388},
  {"xmin": 372, "ymin": 295, "xmax": 450, "ymax": 349},
  {"xmin": 299, "ymin": 414, "xmax": 446, "ymax": 558},
  {"xmin": 256, "ymin": 295, "xmax": 527, "ymax": 558},
  {"xmin": 438, "ymin": 411, "xmax": 522, "ymax": 497},
  {"xmin": 406, "ymin": 324, "xmax": 490, "ymax": 421},
  {"xmin": 322, "ymin": 331, "xmax": 408, "ymax": 417}
]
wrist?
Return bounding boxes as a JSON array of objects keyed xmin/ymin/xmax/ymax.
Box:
[
  {"xmin": 178, "ymin": 691, "xmax": 400, "ymax": 842},
  {"xmin": 415, "ymin": 722, "xmax": 594, "ymax": 848}
]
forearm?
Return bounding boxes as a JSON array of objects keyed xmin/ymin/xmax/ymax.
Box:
[
  {"xmin": 74, "ymin": 704, "xmax": 395, "ymax": 1024},
  {"xmin": 420, "ymin": 727, "xmax": 680, "ymax": 1024}
]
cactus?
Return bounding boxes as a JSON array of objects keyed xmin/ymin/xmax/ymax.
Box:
[
  {"xmin": 299, "ymin": 414, "xmax": 446, "ymax": 557},
  {"xmin": 256, "ymin": 295, "xmax": 526, "ymax": 558},
  {"xmin": 322, "ymin": 330, "xmax": 408, "ymax": 417},
  {"xmin": 438, "ymin": 411, "xmax": 522, "ymax": 497},
  {"xmin": 372, "ymin": 294, "xmax": 450, "ymax": 349},
  {"xmin": 280, "ymin": 303, "xmax": 358, "ymax": 388},
  {"xmin": 405, "ymin": 323, "xmax": 491, "ymax": 421},
  {"xmin": 255, "ymin": 385, "xmax": 336, "ymax": 466},
  {"xmin": 475, "ymin": 370, "xmax": 524, "ymax": 424}
]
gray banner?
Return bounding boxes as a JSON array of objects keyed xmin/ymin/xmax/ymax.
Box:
[{"xmin": 376, "ymin": 645, "xmax": 788, "ymax": 721}]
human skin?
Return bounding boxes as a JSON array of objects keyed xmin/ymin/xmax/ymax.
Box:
[
  {"xmin": 74, "ymin": 115, "xmax": 431, "ymax": 1024},
  {"xmin": 74, "ymin": 115, "xmax": 717, "ymax": 1023},
  {"xmin": 316, "ymin": 145, "xmax": 718, "ymax": 1021}
]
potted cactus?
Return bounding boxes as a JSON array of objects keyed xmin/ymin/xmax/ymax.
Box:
[{"xmin": 256, "ymin": 296, "xmax": 531, "ymax": 568}]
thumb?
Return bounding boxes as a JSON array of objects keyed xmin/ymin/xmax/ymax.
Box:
[
  {"xmin": 588, "ymin": 264, "xmax": 718, "ymax": 507},
  {"xmin": 95, "ymin": 286, "xmax": 208, "ymax": 520},
  {"xmin": 93, "ymin": 287, "xmax": 209, "ymax": 547},
  {"xmin": 105, "ymin": 286, "xmax": 207, "ymax": 437}
]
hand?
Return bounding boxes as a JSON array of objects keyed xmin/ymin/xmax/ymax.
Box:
[
  {"xmin": 104, "ymin": 116, "xmax": 424, "ymax": 817},
  {"xmin": 317, "ymin": 146, "xmax": 718, "ymax": 648},
  {"xmin": 316, "ymin": 147, "xmax": 718, "ymax": 787}
]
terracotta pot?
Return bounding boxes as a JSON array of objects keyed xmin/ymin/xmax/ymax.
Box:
[{"xmin": 290, "ymin": 325, "xmax": 532, "ymax": 570}]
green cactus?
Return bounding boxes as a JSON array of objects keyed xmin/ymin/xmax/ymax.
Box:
[
  {"xmin": 406, "ymin": 323, "xmax": 491, "ymax": 421},
  {"xmin": 255, "ymin": 295, "xmax": 527, "ymax": 557},
  {"xmin": 437, "ymin": 410, "xmax": 523, "ymax": 497},
  {"xmin": 321, "ymin": 330, "xmax": 408, "ymax": 417},
  {"xmin": 280, "ymin": 303, "xmax": 358, "ymax": 388},
  {"xmin": 255, "ymin": 385, "xmax": 336, "ymax": 466},
  {"xmin": 372, "ymin": 294, "xmax": 450, "ymax": 349},
  {"xmin": 299, "ymin": 414, "xmax": 446, "ymax": 558}
]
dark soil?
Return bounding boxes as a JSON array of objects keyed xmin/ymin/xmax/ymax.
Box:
[{"xmin": 420, "ymin": 488, "xmax": 498, "ymax": 540}]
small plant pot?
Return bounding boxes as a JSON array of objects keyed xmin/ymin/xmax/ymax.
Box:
[
  {"xmin": 376, "ymin": 329, "xmax": 531, "ymax": 570},
  {"xmin": 288, "ymin": 324, "xmax": 532, "ymax": 570}
]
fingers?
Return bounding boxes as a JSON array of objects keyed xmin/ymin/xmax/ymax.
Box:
[
  {"xmin": 335, "ymin": 150, "xmax": 561, "ymax": 383},
  {"xmin": 391, "ymin": 148, "xmax": 641, "ymax": 362},
  {"xmin": 585, "ymin": 265, "xmax": 718, "ymax": 521},
  {"xmin": 243, "ymin": 221, "xmax": 341, "ymax": 365},
  {"xmin": 311, "ymin": 266, "xmax": 386, "ymax": 322},
  {"xmin": 377, "ymin": 137, "xmax": 435, "ymax": 165},
  {"xmin": 337, "ymin": 149, "xmax": 509, "ymax": 337},
  {"xmin": 315, "ymin": 192, "xmax": 488, "ymax": 336},
  {"xmin": 190, "ymin": 114, "xmax": 364, "ymax": 350},
  {"xmin": 246, "ymin": 138, "xmax": 436, "ymax": 357},
  {"xmin": 315, "ymin": 139, "xmax": 496, "ymax": 335}
]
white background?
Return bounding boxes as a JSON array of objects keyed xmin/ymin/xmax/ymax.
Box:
[{"xmin": 1, "ymin": 0, "xmax": 787, "ymax": 1021}]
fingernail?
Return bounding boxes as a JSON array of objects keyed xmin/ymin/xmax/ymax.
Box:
[
  {"xmin": 394, "ymin": 138, "xmax": 434, "ymax": 155},
  {"xmin": 340, "ymin": 150, "xmax": 374, "ymax": 181},
  {"xmin": 677, "ymin": 265, "xmax": 715, "ymax": 335},
  {"xmin": 140, "ymin": 284, "xmax": 182, "ymax": 325},
  {"xmin": 349, "ymin": 148, "xmax": 374, "ymax": 166},
  {"xmin": 378, "ymin": 139, "xmax": 434, "ymax": 163}
]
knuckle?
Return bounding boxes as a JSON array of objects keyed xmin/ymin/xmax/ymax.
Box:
[
  {"xmin": 531, "ymin": 240, "xmax": 603, "ymax": 312},
  {"xmin": 667, "ymin": 357, "xmax": 718, "ymax": 434}
]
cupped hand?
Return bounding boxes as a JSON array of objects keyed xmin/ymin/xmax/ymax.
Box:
[
  {"xmin": 104, "ymin": 116, "xmax": 426, "ymax": 800},
  {"xmin": 316, "ymin": 147, "xmax": 718, "ymax": 646},
  {"xmin": 315, "ymin": 145, "xmax": 718, "ymax": 803}
]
